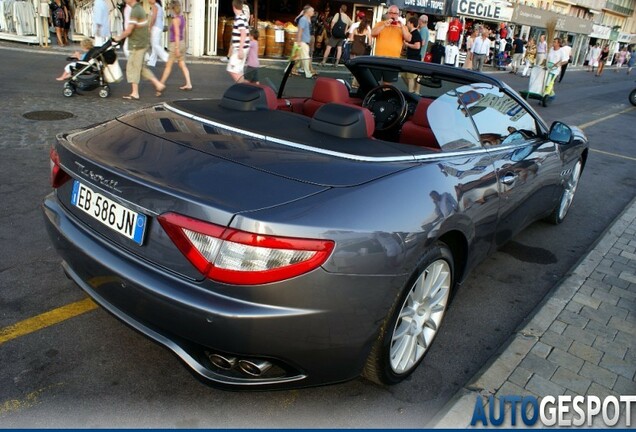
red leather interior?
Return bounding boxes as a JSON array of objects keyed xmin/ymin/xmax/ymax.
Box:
[
  {"xmin": 399, "ymin": 98, "xmax": 441, "ymax": 150},
  {"xmin": 304, "ymin": 78, "xmax": 353, "ymax": 117},
  {"xmin": 251, "ymin": 83, "xmax": 278, "ymax": 110}
]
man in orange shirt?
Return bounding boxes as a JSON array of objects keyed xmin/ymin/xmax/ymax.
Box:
[{"xmin": 371, "ymin": 5, "xmax": 411, "ymax": 83}]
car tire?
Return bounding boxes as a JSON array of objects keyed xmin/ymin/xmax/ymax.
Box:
[
  {"xmin": 362, "ymin": 242, "xmax": 454, "ymax": 385},
  {"xmin": 546, "ymin": 159, "xmax": 582, "ymax": 225},
  {"xmin": 629, "ymin": 89, "xmax": 636, "ymax": 106}
]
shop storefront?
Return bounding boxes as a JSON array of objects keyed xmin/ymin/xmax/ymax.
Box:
[
  {"xmin": 0, "ymin": 0, "xmax": 49, "ymax": 44},
  {"xmin": 511, "ymin": 4, "xmax": 593, "ymax": 66}
]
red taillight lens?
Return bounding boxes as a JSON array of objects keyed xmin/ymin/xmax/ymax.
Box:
[
  {"xmin": 158, "ymin": 212, "xmax": 335, "ymax": 285},
  {"xmin": 50, "ymin": 147, "xmax": 71, "ymax": 188}
]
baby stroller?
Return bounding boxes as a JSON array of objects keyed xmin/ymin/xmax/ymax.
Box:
[{"xmin": 62, "ymin": 39, "xmax": 121, "ymax": 98}]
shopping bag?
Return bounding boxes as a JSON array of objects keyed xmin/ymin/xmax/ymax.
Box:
[{"xmin": 104, "ymin": 59, "xmax": 123, "ymax": 83}]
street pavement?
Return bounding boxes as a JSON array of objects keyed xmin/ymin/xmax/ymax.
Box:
[{"xmin": 432, "ymin": 198, "xmax": 636, "ymax": 427}]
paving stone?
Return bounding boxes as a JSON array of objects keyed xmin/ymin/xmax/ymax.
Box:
[
  {"xmin": 563, "ymin": 325, "xmax": 597, "ymax": 347},
  {"xmin": 569, "ymin": 341, "xmax": 603, "ymax": 364},
  {"xmin": 519, "ymin": 353, "xmax": 559, "ymax": 380},
  {"xmin": 525, "ymin": 374, "xmax": 565, "ymax": 396},
  {"xmin": 495, "ymin": 381, "xmax": 535, "ymax": 399},
  {"xmin": 548, "ymin": 348, "xmax": 584, "ymax": 374},
  {"xmin": 572, "ymin": 293, "xmax": 601, "ymax": 309},
  {"xmin": 608, "ymin": 316, "xmax": 636, "ymax": 336},
  {"xmin": 551, "ymin": 367, "xmax": 592, "ymax": 394},
  {"xmin": 530, "ymin": 341, "xmax": 553, "ymax": 359},
  {"xmin": 593, "ymin": 336, "xmax": 627, "ymax": 360},
  {"xmin": 548, "ymin": 320, "xmax": 567, "ymax": 335},
  {"xmin": 540, "ymin": 330, "xmax": 573, "ymax": 351},
  {"xmin": 508, "ymin": 367, "xmax": 533, "ymax": 388},
  {"xmin": 598, "ymin": 302, "xmax": 629, "ymax": 321},
  {"xmin": 621, "ymin": 250, "xmax": 636, "ymax": 260},
  {"xmin": 616, "ymin": 297, "xmax": 636, "ymax": 314},
  {"xmin": 579, "ymin": 305, "xmax": 612, "ymax": 325},
  {"xmin": 587, "ymin": 382, "xmax": 615, "ymax": 402},
  {"xmin": 582, "ymin": 278, "xmax": 612, "ymax": 293},
  {"xmin": 565, "ymin": 301, "xmax": 583, "ymax": 314},
  {"xmin": 603, "ymin": 275, "xmax": 631, "ymax": 290},
  {"xmin": 589, "ymin": 271, "xmax": 605, "ymax": 282},
  {"xmin": 592, "ymin": 289, "xmax": 621, "ymax": 306},
  {"xmin": 583, "ymin": 319, "xmax": 618, "ymax": 340},
  {"xmin": 557, "ymin": 310, "xmax": 589, "ymax": 329},
  {"xmin": 619, "ymin": 271, "xmax": 636, "ymax": 284},
  {"xmin": 612, "ymin": 375, "xmax": 636, "ymax": 394},
  {"xmin": 615, "ymin": 331, "xmax": 636, "ymax": 349},
  {"xmin": 579, "ymin": 361, "xmax": 618, "ymax": 389},
  {"xmin": 599, "ymin": 354, "xmax": 636, "ymax": 380},
  {"xmin": 611, "ymin": 285, "xmax": 636, "ymax": 301}
]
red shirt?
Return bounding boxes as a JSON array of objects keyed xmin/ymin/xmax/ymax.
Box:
[{"xmin": 448, "ymin": 18, "xmax": 462, "ymax": 43}]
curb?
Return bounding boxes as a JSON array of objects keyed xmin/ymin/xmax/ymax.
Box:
[{"xmin": 428, "ymin": 196, "xmax": 636, "ymax": 428}]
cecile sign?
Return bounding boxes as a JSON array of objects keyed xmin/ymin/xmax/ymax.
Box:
[{"xmin": 457, "ymin": 0, "xmax": 513, "ymax": 22}]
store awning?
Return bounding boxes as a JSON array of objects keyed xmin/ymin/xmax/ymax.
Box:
[{"xmin": 386, "ymin": 0, "xmax": 449, "ymax": 16}]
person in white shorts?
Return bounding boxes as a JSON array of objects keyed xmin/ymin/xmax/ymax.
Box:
[{"xmin": 227, "ymin": 0, "xmax": 250, "ymax": 82}]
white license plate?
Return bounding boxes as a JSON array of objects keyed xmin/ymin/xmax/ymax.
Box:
[{"xmin": 71, "ymin": 180, "xmax": 146, "ymax": 245}]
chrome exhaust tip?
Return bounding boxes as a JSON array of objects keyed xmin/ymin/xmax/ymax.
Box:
[
  {"xmin": 207, "ymin": 353, "xmax": 237, "ymax": 370},
  {"xmin": 237, "ymin": 359, "xmax": 273, "ymax": 377}
]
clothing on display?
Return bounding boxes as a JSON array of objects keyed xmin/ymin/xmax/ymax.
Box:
[
  {"xmin": 434, "ymin": 21, "xmax": 448, "ymax": 43},
  {"xmin": 447, "ymin": 18, "xmax": 461, "ymax": 43},
  {"xmin": 0, "ymin": 0, "xmax": 37, "ymax": 36},
  {"xmin": 444, "ymin": 43, "xmax": 459, "ymax": 65}
]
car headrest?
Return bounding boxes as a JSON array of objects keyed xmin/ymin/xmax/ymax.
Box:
[
  {"xmin": 220, "ymin": 83, "xmax": 277, "ymax": 111},
  {"xmin": 411, "ymin": 98, "xmax": 433, "ymax": 128},
  {"xmin": 311, "ymin": 78, "xmax": 350, "ymax": 103},
  {"xmin": 310, "ymin": 103, "xmax": 375, "ymax": 139}
]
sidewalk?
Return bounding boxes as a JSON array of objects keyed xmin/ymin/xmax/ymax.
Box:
[{"xmin": 431, "ymin": 198, "xmax": 636, "ymax": 428}]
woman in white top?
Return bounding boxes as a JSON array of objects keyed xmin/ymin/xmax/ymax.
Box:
[{"xmin": 147, "ymin": 0, "xmax": 169, "ymax": 67}]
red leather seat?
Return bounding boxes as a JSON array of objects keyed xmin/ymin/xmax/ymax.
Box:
[
  {"xmin": 304, "ymin": 78, "xmax": 352, "ymax": 117},
  {"xmin": 399, "ymin": 98, "xmax": 441, "ymax": 150}
]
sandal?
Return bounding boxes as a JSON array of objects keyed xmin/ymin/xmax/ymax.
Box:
[
  {"xmin": 290, "ymin": 71, "xmax": 301, "ymax": 76},
  {"xmin": 122, "ymin": 95, "xmax": 139, "ymax": 100}
]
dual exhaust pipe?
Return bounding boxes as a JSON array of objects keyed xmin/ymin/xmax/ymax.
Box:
[{"xmin": 207, "ymin": 353, "xmax": 273, "ymax": 377}]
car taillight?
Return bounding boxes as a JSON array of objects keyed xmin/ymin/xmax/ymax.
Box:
[
  {"xmin": 50, "ymin": 147, "xmax": 71, "ymax": 188},
  {"xmin": 158, "ymin": 212, "xmax": 335, "ymax": 285}
]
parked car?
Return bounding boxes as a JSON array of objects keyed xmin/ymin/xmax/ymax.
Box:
[{"xmin": 43, "ymin": 56, "xmax": 588, "ymax": 389}]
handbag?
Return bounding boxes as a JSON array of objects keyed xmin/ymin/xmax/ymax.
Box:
[{"xmin": 104, "ymin": 59, "xmax": 123, "ymax": 83}]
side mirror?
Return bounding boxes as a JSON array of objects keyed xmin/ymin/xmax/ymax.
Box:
[{"xmin": 548, "ymin": 121, "xmax": 573, "ymax": 145}]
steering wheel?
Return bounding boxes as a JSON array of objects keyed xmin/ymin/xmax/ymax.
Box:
[{"xmin": 362, "ymin": 85, "xmax": 408, "ymax": 132}]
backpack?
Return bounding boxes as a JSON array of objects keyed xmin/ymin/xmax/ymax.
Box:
[{"xmin": 331, "ymin": 13, "xmax": 346, "ymax": 39}]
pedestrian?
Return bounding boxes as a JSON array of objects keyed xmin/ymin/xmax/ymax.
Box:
[
  {"xmin": 471, "ymin": 29, "xmax": 490, "ymax": 72},
  {"xmin": 627, "ymin": 47, "xmax": 635, "ymax": 74},
  {"xmin": 113, "ymin": 0, "xmax": 166, "ymax": 100},
  {"xmin": 521, "ymin": 37, "xmax": 536, "ymax": 77},
  {"xmin": 587, "ymin": 44, "xmax": 600, "ymax": 73},
  {"xmin": 92, "ymin": 0, "xmax": 111, "ymax": 46},
  {"xmin": 50, "ymin": 0, "xmax": 68, "ymax": 46},
  {"xmin": 244, "ymin": 28, "xmax": 260, "ymax": 83},
  {"xmin": 596, "ymin": 45, "xmax": 610, "ymax": 76},
  {"xmin": 544, "ymin": 38, "xmax": 568, "ymax": 97},
  {"xmin": 62, "ymin": 0, "xmax": 72, "ymax": 47},
  {"xmin": 370, "ymin": 5, "xmax": 411, "ymax": 83},
  {"xmin": 536, "ymin": 34, "xmax": 547, "ymax": 67},
  {"xmin": 510, "ymin": 34, "xmax": 524, "ymax": 74},
  {"xmin": 614, "ymin": 46, "xmax": 628, "ymax": 71},
  {"xmin": 558, "ymin": 39, "xmax": 572, "ymax": 82},
  {"xmin": 147, "ymin": 0, "xmax": 169, "ymax": 67},
  {"xmin": 224, "ymin": 0, "xmax": 249, "ymax": 82},
  {"xmin": 402, "ymin": 16, "xmax": 422, "ymax": 92},
  {"xmin": 464, "ymin": 29, "xmax": 477, "ymax": 69},
  {"xmin": 296, "ymin": 5, "xmax": 317, "ymax": 79},
  {"xmin": 320, "ymin": 4, "xmax": 351, "ymax": 67},
  {"xmin": 159, "ymin": 1, "xmax": 192, "ymax": 90},
  {"xmin": 418, "ymin": 14, "xmax": 430, "ymax": 61},
  {"xmin": 349, "ymin": 15, "xmax": 370, "ymax": 59},
  {"xmin": 121, "ymin": 1, "xmax": 132, "ymax": 57}
]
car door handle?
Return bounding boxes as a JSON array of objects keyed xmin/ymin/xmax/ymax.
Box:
[{"xmin": 501, "ymin": 173, "xmax": 517, "ymax": 186}]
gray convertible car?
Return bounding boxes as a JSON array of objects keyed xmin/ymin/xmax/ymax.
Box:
[{"xmin": 43, "ymin": 56, "xmax": 588, "ymax": 389}]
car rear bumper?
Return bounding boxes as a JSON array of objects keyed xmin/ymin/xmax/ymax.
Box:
[{"xmin": 42, "ymin": 193, "xmax": 402, "ymax": 389}]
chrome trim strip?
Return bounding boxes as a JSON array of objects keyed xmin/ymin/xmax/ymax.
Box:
[{"xmin": 164, "ymin": 103, "xmax": 493, "ymax": 163}]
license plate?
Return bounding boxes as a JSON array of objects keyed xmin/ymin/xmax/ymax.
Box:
[{"xmin": 71, "ymin": 180, "xmax": 146, "ymax": 245}]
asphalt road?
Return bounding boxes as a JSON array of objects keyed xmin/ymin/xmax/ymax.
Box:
[{"xmin": 0, "ymin": 44, "xmax": 634, "ymax": 427}]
